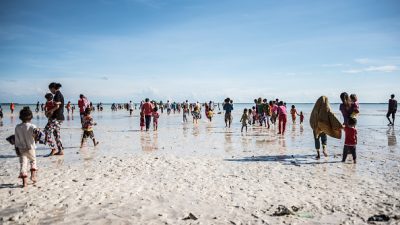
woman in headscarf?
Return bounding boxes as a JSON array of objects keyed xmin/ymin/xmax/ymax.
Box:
[{"xmin": 310, "ymin": 96, "xmax": 342, "ymax": 159}]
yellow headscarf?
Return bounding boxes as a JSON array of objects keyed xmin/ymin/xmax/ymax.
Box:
[{"xmin": 310, "ymin": 96, "xmax": 342, "ymax": 139}]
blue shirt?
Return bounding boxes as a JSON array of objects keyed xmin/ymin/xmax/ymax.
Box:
[{"xmin": 223, "ymin": 103, "xmax": 233, "ymax": 113}]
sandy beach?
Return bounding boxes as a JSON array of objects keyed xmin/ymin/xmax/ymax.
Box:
[{"xmin": 0, "ymin": 105, "xmax": 399, "ymax": 224}]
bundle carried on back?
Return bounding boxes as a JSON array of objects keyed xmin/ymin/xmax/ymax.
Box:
[{"xmin": 310, "ymin": 96, "xmax": 342, "ymax": 139}]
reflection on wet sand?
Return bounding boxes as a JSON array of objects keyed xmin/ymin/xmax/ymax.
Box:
[
  {"xmin": 140, "ymin": 132, "xmax": 159, "ymax": 152},
  {"xmin": 387, "ymin": 127, "xmax": 397, "ymax": 148},
  {"xmin": 224, "ymin": 130, "xmax": 233, "ymax": 152}
]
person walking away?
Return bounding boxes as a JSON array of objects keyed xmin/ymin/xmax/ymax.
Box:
[
  {"xmin": 387, "ymin": 94, "xmax": 397, "ymax": 126},
  {"xmin": 141, "ymin": 98, "xmax": 153, "ymax": 131}
]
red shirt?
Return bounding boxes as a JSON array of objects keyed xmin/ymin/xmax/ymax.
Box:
[
  {"xmin": 45, "ymin": 101, "xmax": 56, "ymax": 111},
  {"xmin": 344, "ymin": 126, "xmax": 357, "ymax": 146},
  {"xmin": 78, "ymin": 98, "xmax": 89, "ymax": 113},
  {"xmin": 141, "ymin": 102, "xmax": 153, "ymax": 116}
]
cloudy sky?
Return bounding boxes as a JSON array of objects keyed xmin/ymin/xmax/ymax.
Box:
[{"xmin": 0, "ymin": 0, "xmax": 399, "ymax": 103}]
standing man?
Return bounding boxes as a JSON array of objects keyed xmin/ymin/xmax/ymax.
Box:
[
  {"xmin": 141, "ymin": 98, "xmax": 154, "ymax": 131},
  {"xmin": 387, "ymin": 94, "xmax": 397, "ymax": 126}
]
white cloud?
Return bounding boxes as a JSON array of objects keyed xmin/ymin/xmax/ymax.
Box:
[
  {"xmin": 365, "ymin": 65, "xmax": 398, "ymax": 73},
  {"xmin": 321, "ymin": 63, "xmax": 345, "ymax": 67},
  {"xmin": 343, "ymin": 65, "xmax": 398, "ymax": 74},
  {"xmin": 354, "ymin": 58, "xmax": 373, "ymax": 65},
  {"xmin": 342, "ymin": 69, "xmax": 363, "ymax": 74}
]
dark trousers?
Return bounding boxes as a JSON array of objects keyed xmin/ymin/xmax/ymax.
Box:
[
  {"xmin": 313, "ymin": 131, "xmax": 327, "ymax": 149},
  {"xmin": 342, "ymin": 145, "xmax": 356, "ymax": 161},
  {"xmin": 145, "ymin": 115, "xmax": 151, "ymax": 130}
]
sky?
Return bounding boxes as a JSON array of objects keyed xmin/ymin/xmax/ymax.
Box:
[{"xmin": 0, "ymin": 0, "xmax": 399, "ymax": 103}]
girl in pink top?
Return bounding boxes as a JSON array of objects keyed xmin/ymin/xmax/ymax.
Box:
[
  {"xmin": 277, "ymin": 101, "xmax": 287, "ymax": 135},
  {"xmin": 152, "ymin": 107, "xmax": 160, "ymax": 131}
]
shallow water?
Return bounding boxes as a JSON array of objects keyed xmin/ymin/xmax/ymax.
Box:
[{"xmin": 0, "ymin": 103, "xmax": 398, "ymax": 166}]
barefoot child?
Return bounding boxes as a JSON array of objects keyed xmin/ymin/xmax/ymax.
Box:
[
  {"xmin": 251, "ymin": 106, "xmax": 257, "ymax": 125},
  {"xmin": 299, "ymin": 111, "xmax": 304, "ymax": 124},
  {"xmin": 240, "ymin": 108, "xmax": 249, "ymax": 132},
  {"xmin": 80, "ymin": 108, "xmax": 99, "ymax": 147},
  {"xmin": 290, "ymin": 105, "xmax": 299, "ymax": 123},
  {"xmin": 183, "ymin": 103, "xmax": 189, "ymax": 123},
  {"xmin": 192, "ymin": 105, "xmax": 201, "ymax": 124},
  {"xmin": 277, "ymin": 101, "xmax": 287, "ymax": 135},
  {"xmin": 14, "ymin": 107, "xmax": 38, "ymax": 187},
  {"xmin": 152, "ymin": 107, "xmax": 160, "ymax": 131},
  {"xmin": 140, "ymin": 112, "xmax": 145, "ymax": 131},
  {"xmin": 247, "ymin": 108, "xmax": 252, "ymax": 125},
  {"xmin": 207, "ymin": 108, "xmax": 214, "ymax": 122},
  {"xmin": 342, "ymin": 117, "xmax": 357, "ymax": 163}
]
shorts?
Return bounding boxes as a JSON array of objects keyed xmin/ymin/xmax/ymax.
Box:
[
  {"xmin": 387, "ymin": 111, "xmax": 396, "ymax": 118},
  {"xmin": 82, "ymin": 130, "xmax": 95, "ymax": 139},
  {"xmin": 225, "ymin": 112, "xmax": 232, "ymax": 122},
  {"xmin": 192, "ymin": 112, "xmax": 201, "ymax": 119}
]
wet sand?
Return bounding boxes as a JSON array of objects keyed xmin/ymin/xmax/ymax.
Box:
[{"xmin": 0, "ymin": 105, "xmax": 399, "ymax": 224}]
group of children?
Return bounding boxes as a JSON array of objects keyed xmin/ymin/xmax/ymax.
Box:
[{"xmin": 240, "ymin": 98, "xmax": 305, "ymax": 134}]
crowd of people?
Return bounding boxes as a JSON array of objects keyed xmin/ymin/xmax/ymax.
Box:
[{"xmin": 0, "ymin": 82, "xmax": 398, "ymax": 188}]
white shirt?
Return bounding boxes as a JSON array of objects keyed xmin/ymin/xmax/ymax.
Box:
[{"xmin": 15, "ymin": 122, "xmax": 37, "ymax": 151}]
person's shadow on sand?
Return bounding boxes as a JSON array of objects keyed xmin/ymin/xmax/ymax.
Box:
[
  {"xmin": 0, "ymin": 183, "xmax": 20, "ymax": 189},
  {"xmin": 225, "ymin": 154, "xmax": 342, "ymax": 166}
]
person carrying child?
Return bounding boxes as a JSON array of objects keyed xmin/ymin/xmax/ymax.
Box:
[
  {"xmin": 14, "ymin": 107, "xmax": 38, "ymax": 187},
  {"xmin": 223, "ymin": 98, "xmax": 233, "ymax": 128},
  {"xmin": 80, "ymin": 108, "xmax": 99, "ymax": 147}
]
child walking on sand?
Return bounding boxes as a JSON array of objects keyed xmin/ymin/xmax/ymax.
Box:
[
  {"xmin": 251, "ymin": 106, "xmax": 257, "ymax": 125},
  {"xmin": 240, "ymin": 108, "xmax": 249, "ymax": 132},
  {"xmin": 81, "ymin": 108, "xmax": 99, "ymax": 147},
  {"xmin": 290, "ymin": 105, "xmax": 299, "ymax": 123},
  {"xmin": 207, "ymin": 108, "xmax": 214, "ymax": 122},
  {"xmin": 299, "ymin": 111, "xmax": 304, "ymax": 124},
  {"xmin": 277, "ymin": 101, "xmax": 287, "ymax": 135},
  {"xmin": 342, "ymin": 117, "xmax": 357, "ymax": 163},
  {"xmin": 192, "ymin": 105, "xmax": 201, "ymax": 124},
  {"xmin": 140, "ymin": 112, "xmax": 145, "ymax": 131},
  {"xmin": 183, "ymin": 103, "xmax": 189, "ymax": 123},
  {"xmin": 14, "ymin": 107, "xmax": 38, "ymax": 187},
  {"xmin": 152, "ymin": 107, "xmax": 160, "ymax": 131}
]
